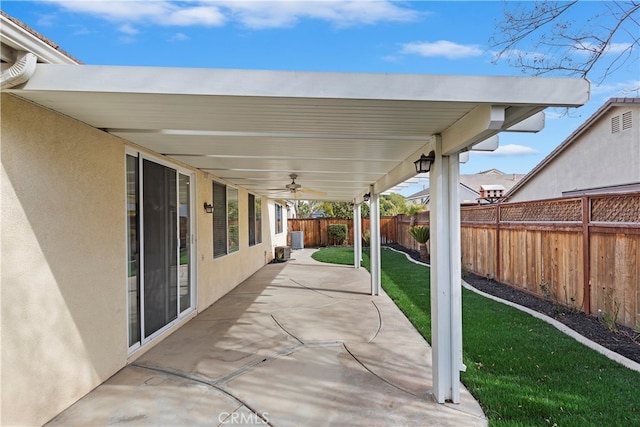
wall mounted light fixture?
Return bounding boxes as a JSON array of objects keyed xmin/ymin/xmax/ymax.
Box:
[
  {"xmin": 414, "ymin": 151, "xmax": 435, "ymax": 174},
  {"xmin": 203, "ymin": 202, "xmax": 214, "ymax": 214},
  {"xmin": 363, "ymin": 192, "xmax": 371, "ymax": 202}
]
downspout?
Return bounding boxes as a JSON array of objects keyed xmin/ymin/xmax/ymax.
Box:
[{"xmin": 1, "ymin": 51, "xmax": 37, "ymax": 90}]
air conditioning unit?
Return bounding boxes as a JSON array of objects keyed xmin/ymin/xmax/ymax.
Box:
[
  {"xmin": 275, "ymin": 246, "xmax": 291, "ymax": 261},
  {"xmin": 291, "ymin": 231, "xmax": 304, "ymax": 249}
]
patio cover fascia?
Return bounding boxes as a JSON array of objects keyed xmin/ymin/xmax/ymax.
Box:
[{"xmin": 4, "ymin": 65, "xmax": 590, "ymax": 404}]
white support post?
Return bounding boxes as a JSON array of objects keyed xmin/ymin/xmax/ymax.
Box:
[
  {"xmin": 354, "ymin": 202, "xmax": 362, "ymax": 269},
  {"xmin": 430, "ymin": 137, "xmax": 463, "ymax": 403},
  {"xmin": 369, "ymin": 189, "xmax": 381, "ymax": 296},
  {"xmin": 448, "ymin": 153, "xmax": 464, "ymax": 403}
]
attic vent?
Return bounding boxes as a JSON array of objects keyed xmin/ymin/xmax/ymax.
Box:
[
  {"xmin": 611, "ymin": 115, "xmax": 620, "ymax": 133},
  {"xmin": 622, "ymin": 111, "xmax": 632, "ymax": 130}
]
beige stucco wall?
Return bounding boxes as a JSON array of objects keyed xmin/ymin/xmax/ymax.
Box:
[
  {"xmin": 195, "ymin": 174, "xmax": 272, "ymax": 309},
  {"xmin": 1, "ymin": 94, "xmax": 127, "ymax": 426},
  {"xmin": 1, "ymin": 94, "xmax": 278, "ymax": 425}
]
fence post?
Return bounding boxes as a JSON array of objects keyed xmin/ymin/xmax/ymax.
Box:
[
  {"xmin": 495, "ymin": 204, "xmax": 501, "ymax": 283},
  {"xmin": 582, "ymin": 196, "xmax": 591, "ymax": 315}
]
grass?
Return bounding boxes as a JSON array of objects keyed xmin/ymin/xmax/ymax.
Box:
[{"xmin": 312, "ymin": 247, "xmax": 640, "ymax": 427}]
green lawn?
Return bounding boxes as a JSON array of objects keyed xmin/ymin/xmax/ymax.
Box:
[{"xmin": 312, "ymin": 247, "xmax": 640, "ymax": 426}]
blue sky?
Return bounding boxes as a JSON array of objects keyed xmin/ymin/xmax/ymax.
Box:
[{"xmin": 2, "ymin": 1, "xmax": 638, "ymax": 194}]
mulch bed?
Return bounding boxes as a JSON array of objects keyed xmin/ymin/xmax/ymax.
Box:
[{"xmin": 383, "ymin": 243, "xmax": 640, "ymax": 365}]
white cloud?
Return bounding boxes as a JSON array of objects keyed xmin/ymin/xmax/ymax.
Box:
[
  {"xmin": 118, "ymin": 23, "xmax": 139, "ymax": 35},
  {"xmin": 401, "ymin": 40, "xmax": 483, "ymax": 59},
  {"xmin": 169, "ymin": 32, "xmax": 190, "ymax": 42},
  {"xmin": 46, "ymin": 1, "xmax": 226, "ymax": 27},
  {"xmin": 218, "ymin": 0, "xmax": 420, "ymax": 29},
  {"xmin": 165, "ymin": 6, "xmax": 226, "ymax": 26},
  {"xmin": 490, "ymin": 48, "xmax": 550, "ymax": 64},
  {"xmin": 36, "ymin": 14, "xmax": 56, "ymax": 27},
  {"xmin": 44, "ymin": 0, "xmax": 419, "ymax": 29},
  {"xmin": 591, "ymin": 79, "xmax": 640, "ymax": 97},
  {"xmin": 474, "ymin": 144, "xmax": 538, "ymax": 156},
  {"xmin": 573, "ymin": 42, "xmax": 633, "ymax": 56}
]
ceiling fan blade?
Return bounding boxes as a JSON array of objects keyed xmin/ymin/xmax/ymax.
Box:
[{"xmin": 300, "ymin": 187, "xmax": 327, "ymax": 196}]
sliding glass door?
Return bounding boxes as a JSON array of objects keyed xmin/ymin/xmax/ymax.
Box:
[
  {"xmin": 127, "ymin": 153, "xmax": 195, "ymax": 350},
  {"xmin": 142, "ymin": 159, "xmax": 178, "ymax": 337}
]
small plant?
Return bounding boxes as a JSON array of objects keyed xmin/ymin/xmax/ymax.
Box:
[
  {"xmin": 362, "ymin": 230, "xmax": 371, "ymax": 247},
  {"xmin": 461, "ymin": 263, "xmax": 472, "ymax": 278},
  {"xmin": 562, "ymin": 285, "xmax": 582, "ymax": 312},
  {"xmin": 408, "ymin": 225, "xmax": 430, "ymax": 261},
  {"xmin": 600, "ymin": 288, "xmax": 621, "ymax": 333},
  {"xmin": 327, "ymin": 224, "xmax": 348, "ymax": 246},
  {"xmin": 540, "ymin": 279, "xmax": 563, "ymax": 314}
]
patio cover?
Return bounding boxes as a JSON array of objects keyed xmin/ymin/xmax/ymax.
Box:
[
  {"xmin": 6, "ymin": 66, "xmax": 587, "ymax": 202},
  {"xmin": 4, "ymin": 64, "xmax": 590, "ymax": 403}
]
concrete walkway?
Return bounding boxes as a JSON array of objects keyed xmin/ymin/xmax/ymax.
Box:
[{"xmin": 47, "ymin": 249, "xmax": 486, "ymax": 426}]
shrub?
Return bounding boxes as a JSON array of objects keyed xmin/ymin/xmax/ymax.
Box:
[
  {"xmin": 362, "ymin": 230, "xmax": 371, "ymax": 246},
  {"xmin": 408, "ymin": 225, "xmax": 430, "ymax": 244},
  {"xmin": 328, "ymin": 224, "xmax": 348, "ymax": 245}
]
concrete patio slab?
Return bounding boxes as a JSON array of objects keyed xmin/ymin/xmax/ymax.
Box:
[{"xmin": 47, "ymin": 249, "xmax": 486, "ymax": 426}]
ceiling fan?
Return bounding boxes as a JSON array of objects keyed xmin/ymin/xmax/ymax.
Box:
[{"xmin": 284, "ymin": 174, "xmax": 326, "ymax": 198}]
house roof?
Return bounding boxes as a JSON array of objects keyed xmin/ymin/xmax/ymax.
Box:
[
  {"xmin": 480, "ymin": 185, "xmax": 505, "ymax": 191},
  {"xmin": 504, "ymin": 97, "xmax": 640, "ymax": 200},
  {"xmin": 1, "ymin": 13, "xmax": 590, "ymax": 203},
  {"xmin": 407, "ymin": 169, "xmax": 524, "ymax": 200},
  {"xmin": 0, "ymin": 11, "xmax": 80, "ymax": 64}
]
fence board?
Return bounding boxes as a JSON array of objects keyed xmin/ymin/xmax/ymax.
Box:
[{"xmin": 590, "ymin": 231, "xmax": 640, "ymax": 326}]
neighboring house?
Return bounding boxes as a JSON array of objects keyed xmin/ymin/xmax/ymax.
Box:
[
  {"xmin": 1, "ymin": 11, "xmax": 590, "ymax": 425},
  {"xmin": 407, "ymin": 182, "xmax": 480, "ymax": 207},
  {"xmin": 505, "ymin": 98, "xmax": 640, "ymax": 202},
  {"xmin": 407, "ymin": 169, "xmax": 524, "ymax": 206}
]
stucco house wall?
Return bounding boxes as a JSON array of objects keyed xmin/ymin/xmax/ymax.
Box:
[
  {"xmin": 507, "ymin": 100, "xmax": 640, "ymax": 202},
  {"xmin": 195, "ymin": 174, "xmax": 276, "ymax": 308},
  {"xmin": 2, "ymin": 93, "xmax": 128, "ymax": 425},
  {"xmin": 1, "ymin": 93, "xmax": 280, "ymax": 426}
]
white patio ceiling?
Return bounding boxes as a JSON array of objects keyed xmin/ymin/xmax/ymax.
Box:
[{"xmin": 7, "ymin": 65, "xmax": 589, "ymax": 201}]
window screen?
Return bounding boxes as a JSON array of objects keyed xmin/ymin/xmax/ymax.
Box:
[{"xmin": 213, "ymin": 181, "xmax": 227, "ymax": 258}]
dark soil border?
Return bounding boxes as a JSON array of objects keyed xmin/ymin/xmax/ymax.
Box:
[{"xmin": 383, "ymin": 243, "xmax": 640, "ymax": 365}]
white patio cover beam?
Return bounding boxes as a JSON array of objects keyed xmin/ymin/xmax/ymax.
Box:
[
  {"xmin": 373, "ymin": 141, "xmax": 435, "ymax": 195},
  {"xmin": 471, "ymin": 135, "xmax": 500, "ymax": 152},
  {"xmin": 353, "ymin": 203, "xmax": 362, "ymax": 270},
  {"xmin": 369, "ymin": 188, "xmax": 381, "ymax": 296},
  {"xmin": 441, "ymin": 105, "xmax": 505, "ymax": 155},
  {"xmin": 505, "ymin": 111, "xmax": 545, "ymax": 132}
]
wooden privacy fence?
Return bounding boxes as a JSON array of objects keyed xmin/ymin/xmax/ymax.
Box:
[
  {"xmin": 288, "ymin": 217, "xmax": 397, "ymax": 248},
  {"xmin": 459, "ymin": 193, "xmax": 640, "ymax": 329}
]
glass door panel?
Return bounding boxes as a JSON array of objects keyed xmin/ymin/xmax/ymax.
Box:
[
  {"xmin": 126, "ymin": 155, "xmax": 140, "ymax": 347},
  {"xmin": 142, "ymin": 159, "xmax": 178, "ymax": 338},
  {"xmin": 179, "ymin": 174, "xmax": 191, "ymax": 313}
]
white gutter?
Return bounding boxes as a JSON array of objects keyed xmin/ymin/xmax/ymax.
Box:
[
  {"xmin": 1, "ymin": 13, "xmax": 79, "ymax": 65},
  {"xmin": 1, "ymin": 51, "xmax": 37, "ymax": 90}
]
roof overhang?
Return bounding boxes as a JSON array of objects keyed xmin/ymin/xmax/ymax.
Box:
[
  {"xmin": 4, "ymin": 64, "xmax": 590, "ymax": 201},
  {"xmin": 0, "ymin": 12, "xmax": 79, "ymax": 64}
]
